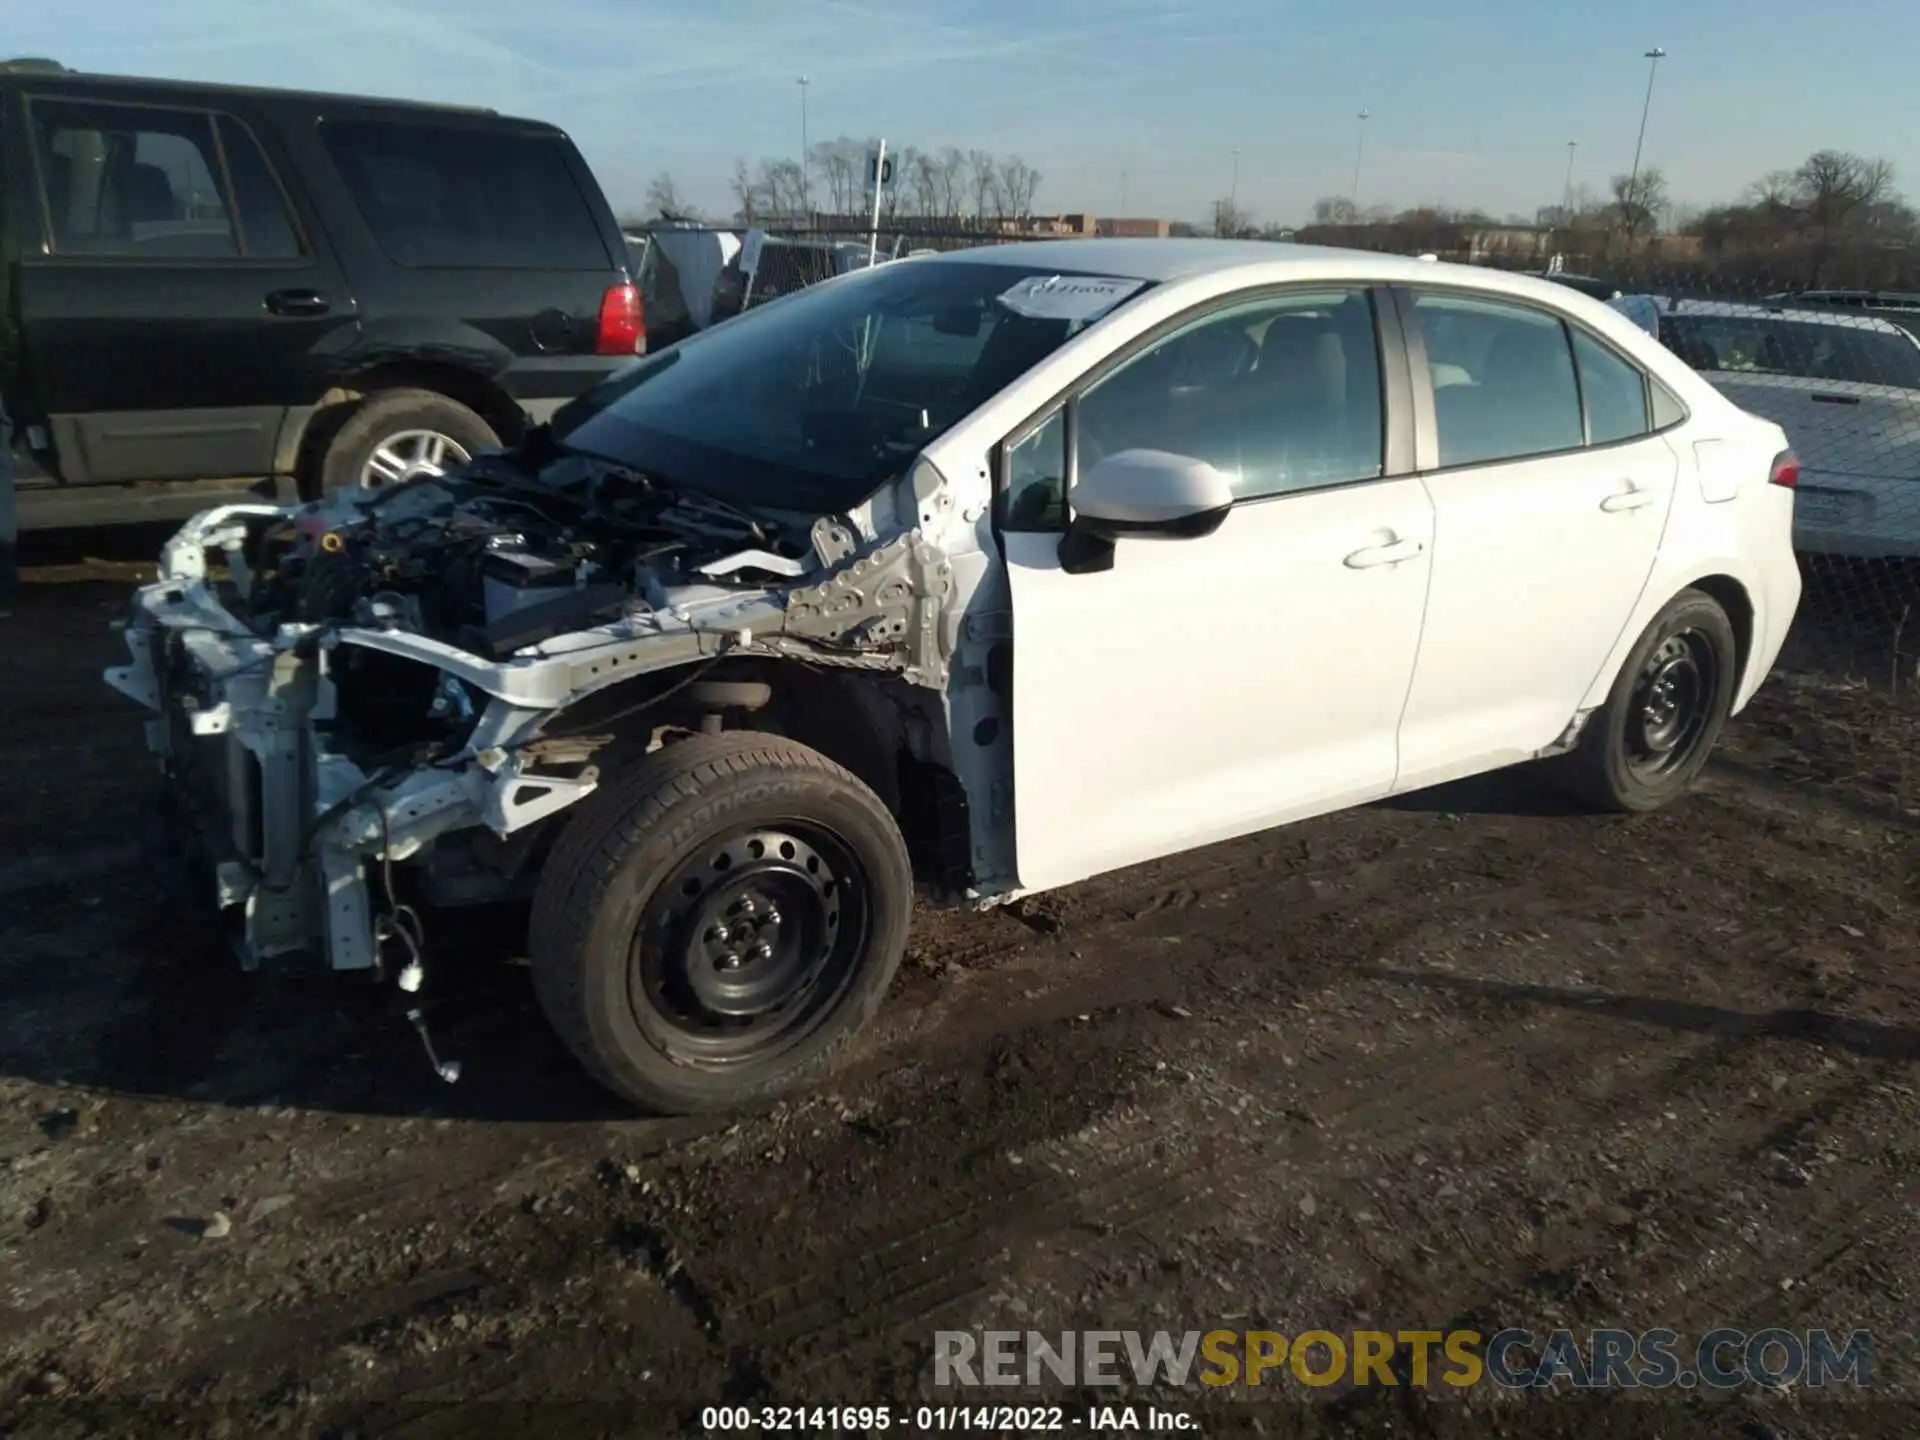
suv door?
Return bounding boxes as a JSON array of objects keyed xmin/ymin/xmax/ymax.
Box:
[
  {"xmin": 1389, "ymin": 286, "xmax": 1680, "ymax": 793},
  {"xmin": 1000, "ymin": 285, "xmax": 1433, "ymax": 893},
  {"xmin": 13, "ymin": 89, "xmax": 357, "ymax": 484}
]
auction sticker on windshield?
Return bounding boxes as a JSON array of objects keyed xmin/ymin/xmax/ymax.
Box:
[{"xmin": 997, "ymin": 274, "xmax": 1147, "ymax": 322}]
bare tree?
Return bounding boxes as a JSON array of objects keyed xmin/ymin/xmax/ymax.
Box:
[
  {"xmin": 967, "ymin": 150, "xmax": 1001, "ymax": 220},
  {"xmin": 997, "ymin": 157, "xmax": 1042, "ymax": 220},
  {"xmin": 730, "ymin": 158, "xmax": 757, "ymax": 225},
  {"xmin": 909, "ymin": 150, "xmax": 940, "ymax": 218},
  {"xmin": 1210, "ymin": 198, "xmax": 1256, "ymax": 238},
  {"xmin": 643, "ymin": 172, "xmax": 694, "ymax": 221},
  {"xmin": 1610, "ymin": 167, "xmax": 1669, "ymax": 240},
  {"xmin": 934, "ymin": 148, "xmax": 967, "ymax": 220},
  {"xmin": 753, "ymin": 159, "xmax": 807, "ymax": 220},
  {"xmin": 1792, "ymin": 150, "xmax": 1895, "ymax": 234}
]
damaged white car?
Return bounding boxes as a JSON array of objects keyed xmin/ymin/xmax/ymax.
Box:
[{"xmin": 107, "ymin": 240, "xmax": 1804, "ymax": 1113}]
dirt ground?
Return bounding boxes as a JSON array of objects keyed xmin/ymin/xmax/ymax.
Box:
[{"xmin": 2, "ymin": 540, "xmax": 1918, "ymax": 1439}]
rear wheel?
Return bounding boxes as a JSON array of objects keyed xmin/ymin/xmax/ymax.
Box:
[
  {"xmin": 317, "ymin": 388, "xmax": 499, "ymax": 494},
  {"xmin": 529, "ymin": 733, "xmax": 913, "ymax": 1114},
  {"xmin": 1558, "ymin": 588, "xmax": 1738, "ymax": 812}
]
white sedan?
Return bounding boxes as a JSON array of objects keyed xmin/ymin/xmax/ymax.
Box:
[{"xmin": 109, "ymin": 240, "xmax": 1803, "ymax": 1113}]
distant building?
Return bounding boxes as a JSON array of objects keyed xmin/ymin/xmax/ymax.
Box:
[{"xmin": 1097, "ymin": 216, "xmax": 1174, "ymax": 238}]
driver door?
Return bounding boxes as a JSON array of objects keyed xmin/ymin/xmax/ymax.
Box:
[{"xmin": 999, "ymin": 286, "xmax": 1434, "ymax": 893}]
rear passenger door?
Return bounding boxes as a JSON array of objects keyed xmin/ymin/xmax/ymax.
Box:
[
  {"xmin": 1389, "ymin": 287, "xmax": 1680, "ymax": 794},
  {"xmin": 13, "ymin": 89, "xmax": 357, "ymax": 483}
]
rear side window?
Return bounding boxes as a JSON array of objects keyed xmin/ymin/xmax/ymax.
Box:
[
  {"xmin": 1571, "ymin": 328, "xmax": 1650, "ymax": 444},
  {"xmin": 1411, "ymin": 293, "xmax": 1583, "ymax": 467},
  {"xmin": 320, "ymin": 119, "xmax": 610, "ymax": 270},
  {"xmin": 31, "ymin": 99, "xmax": 239, "ymax": 259}
]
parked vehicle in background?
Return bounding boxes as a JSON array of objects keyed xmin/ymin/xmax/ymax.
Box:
[
  {"xmin": 108, "ymin": 241, "xmax": 1801, "ymax": 1114},
  {"xmin": 1763, "ymin": 288, "xmax": 1920, "ymax": 313},
  {"xmin": 1530, "ymin": 271, "xmax": 1621, "ymax": 301},
  {"xmin": 1624, "ymin": 297, "xmax": 1920, "ymax": 558},
  {"xmin": 0, "ymin": 60, "xmax": 642, "ymax": 529}
]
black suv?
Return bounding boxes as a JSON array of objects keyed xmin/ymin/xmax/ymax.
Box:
[{"xmin": 0, "ymin": 61, "xmax": 643, "ymax": 527}]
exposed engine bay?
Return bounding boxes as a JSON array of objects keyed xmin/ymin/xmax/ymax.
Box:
[{"xmin": 104, "ymin": 433, "xmax": 989, "ymax": 990}]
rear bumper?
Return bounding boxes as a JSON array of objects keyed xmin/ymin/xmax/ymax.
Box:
[{"xmin": 1793, "ymin": 470, "xmax": 1920, "ymax": 559}]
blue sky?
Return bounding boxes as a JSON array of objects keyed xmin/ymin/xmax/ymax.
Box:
[{"xmin": 11, "ymin": 0, "xmax": 1919, "ymax": 226}]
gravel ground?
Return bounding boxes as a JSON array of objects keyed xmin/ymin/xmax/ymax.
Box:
[{"xmin": 1, "ymin": 549, "xmax": 1917, "ymax": 1439}]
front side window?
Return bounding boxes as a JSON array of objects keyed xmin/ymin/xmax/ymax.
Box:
[
  {"xmin": 1412, "ymin": 293, "xmax": 1583, "ymax": 467},
  {"xmin": 31, "ymin": 99, "xmax": 239, "ymax": 259},
  {"xmin": 320, "ymin": 119, "xmax": 609, "ymax": 270},
  {"xmin": 1074, "ymin": 288, "xmax": 1384, "ymax": 503}
]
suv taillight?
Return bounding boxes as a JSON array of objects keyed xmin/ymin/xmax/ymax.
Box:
[
  {"xmin": 596, "ymin": 283, "xmax": 644, "ymax": 355},
  {"xmin": 1769, "ymin": 450, "xmax": 1800, "ymax": 489}
]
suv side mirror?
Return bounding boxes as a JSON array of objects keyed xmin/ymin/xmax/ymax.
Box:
[{"xmin": 1058, "ymin": 449, "xmax": 1235, "ymax": 574}]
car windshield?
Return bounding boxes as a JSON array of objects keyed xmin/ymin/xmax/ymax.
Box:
[
  {"xmin": 555, "ymin": 259, "xmax": 1150, "ymax": 514},
  {"xmin": 1659, "ymin": 313, "xmax": 1920, "ymax": 390}
]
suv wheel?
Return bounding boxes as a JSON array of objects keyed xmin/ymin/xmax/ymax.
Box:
[
  {"xmin": 529, "ymin": 733, "xmax": 914, "ymax": 1115},
  {"xmin": 318, "ymin": 388, "xmax": 500, "ymax": 493}
]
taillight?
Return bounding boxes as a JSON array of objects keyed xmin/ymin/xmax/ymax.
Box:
[
  {"xmin": 1768, "ymin": 449, "xmax": 1800, "ymax": 489},
  {"xmin": 596, "ymin": 283, "xmax": 644, "ymax": 355}
]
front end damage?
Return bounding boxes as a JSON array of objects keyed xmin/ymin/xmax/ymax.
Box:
[{"xmin": 105, "ymin": 447, "xmax": 980, "ymax": 982}]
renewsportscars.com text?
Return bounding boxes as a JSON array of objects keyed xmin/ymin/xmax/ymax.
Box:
[{"xmin": 933, "ymin": 1327, "xmax": 1875, "ymax": 1390}]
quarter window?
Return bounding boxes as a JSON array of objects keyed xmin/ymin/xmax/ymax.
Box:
[
  {"xmin": 1411, "ymin": 293, "xmax": 1583, "ymax": 467},
  {"xmin": 320, "ymin": 119, "xmax": 609, "ymax": 270},
  {"xmin": 1572, "ymin": 327, "xmax": 1651, "ymax": 444}
]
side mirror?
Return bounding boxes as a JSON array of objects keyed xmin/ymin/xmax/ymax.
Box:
[{"xmin": 1058, "ymin": 449, "xmax": 1235, "ymax": 574}]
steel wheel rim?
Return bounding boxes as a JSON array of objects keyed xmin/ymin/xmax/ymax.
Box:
[
  {"xmin": 360, "ymin": 429, "xmax": 470, "ymax": 487},
  {"xmin": 628, "ymin": 823, "xmax": 872, "ymax": 1066},
  {"xmin": 1624, "ymin": 629, "xmax": 1716, "ymax": 781}
]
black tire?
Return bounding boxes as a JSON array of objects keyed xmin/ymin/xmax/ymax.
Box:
[
  {"xmin": 317, "ymin": 388, "xmax": 499, "ymax": 494},
  {"xmin": 1558, "ymin": 588, "xmax": 1738, "ymax": 812},
  {"xmin": 528, "ymin": 732, "xmax": 913, "ymax": 1114}
]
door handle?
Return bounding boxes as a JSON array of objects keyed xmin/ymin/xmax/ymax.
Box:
[
  {"xmin": 1600, "ymin": 487, "xmax": 1655, "ymax": 513},
  {"xmin": 1343, "ymin": 536, "xmax": 1424, "ymax": 569},
  {"xmin": 265, "ymin": 288, "xmax": 330, "ymax": 317}
]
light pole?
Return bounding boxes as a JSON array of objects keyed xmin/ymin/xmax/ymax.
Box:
[
  {"xmin": 1120, "ymin": 169, "xmax": 1128, "ymax": 216},
  {"xmin": 1625, "ymin": 48, "xmax": 1665, "ymax": 231},
  {"xmin": 1350, "ymin": 109, "xmax": 1370, "ymax": 211},
  {"xmin": 1562, "ymin": 140, "xmax": 1578, "ymax": 222},
  {"xmin": 1229, "ymin": 149, "xmax": 1240, "ymax": 209},
  {"xmin": 797, "ymin": 76, "xmax": 811, "ymax": 218}
]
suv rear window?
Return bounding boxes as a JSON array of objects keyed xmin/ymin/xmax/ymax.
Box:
[
  {"xmin": 1660, "ymin": 313, "xmax": 1920, "ymax": 390},
  {"xmin": 320, "ymin": 119, "xmax": 609, "ymax": 271}
]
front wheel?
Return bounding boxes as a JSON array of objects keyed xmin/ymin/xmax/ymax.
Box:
[
  {"xmin": 529, "ymin": 733, "xmax": 913, "ymax": 1114},
  {"xmin": 1558, "ymin": 588, "xmax": 1738, "ymax": 812}
]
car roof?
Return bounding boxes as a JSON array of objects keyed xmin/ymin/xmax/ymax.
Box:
[
  {"xmin": 915, "ymin": 237, "xmax": 1565, "ymax": 293},
  {"xmin": 1658, "ymin": 298, "xmax": 1914, "ymax": 336},
  {"xmin": 6, "ymin": 66, "xmax": 562, "ymax": 130}
]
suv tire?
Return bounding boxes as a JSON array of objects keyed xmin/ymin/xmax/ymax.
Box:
[
  {"xmin": 318, "ymin": 388, "xmax": 500, "ymax": 494},
  {"xmin": 529, "ymin": 732, "xmax": 914, "ymax": 1114}
]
